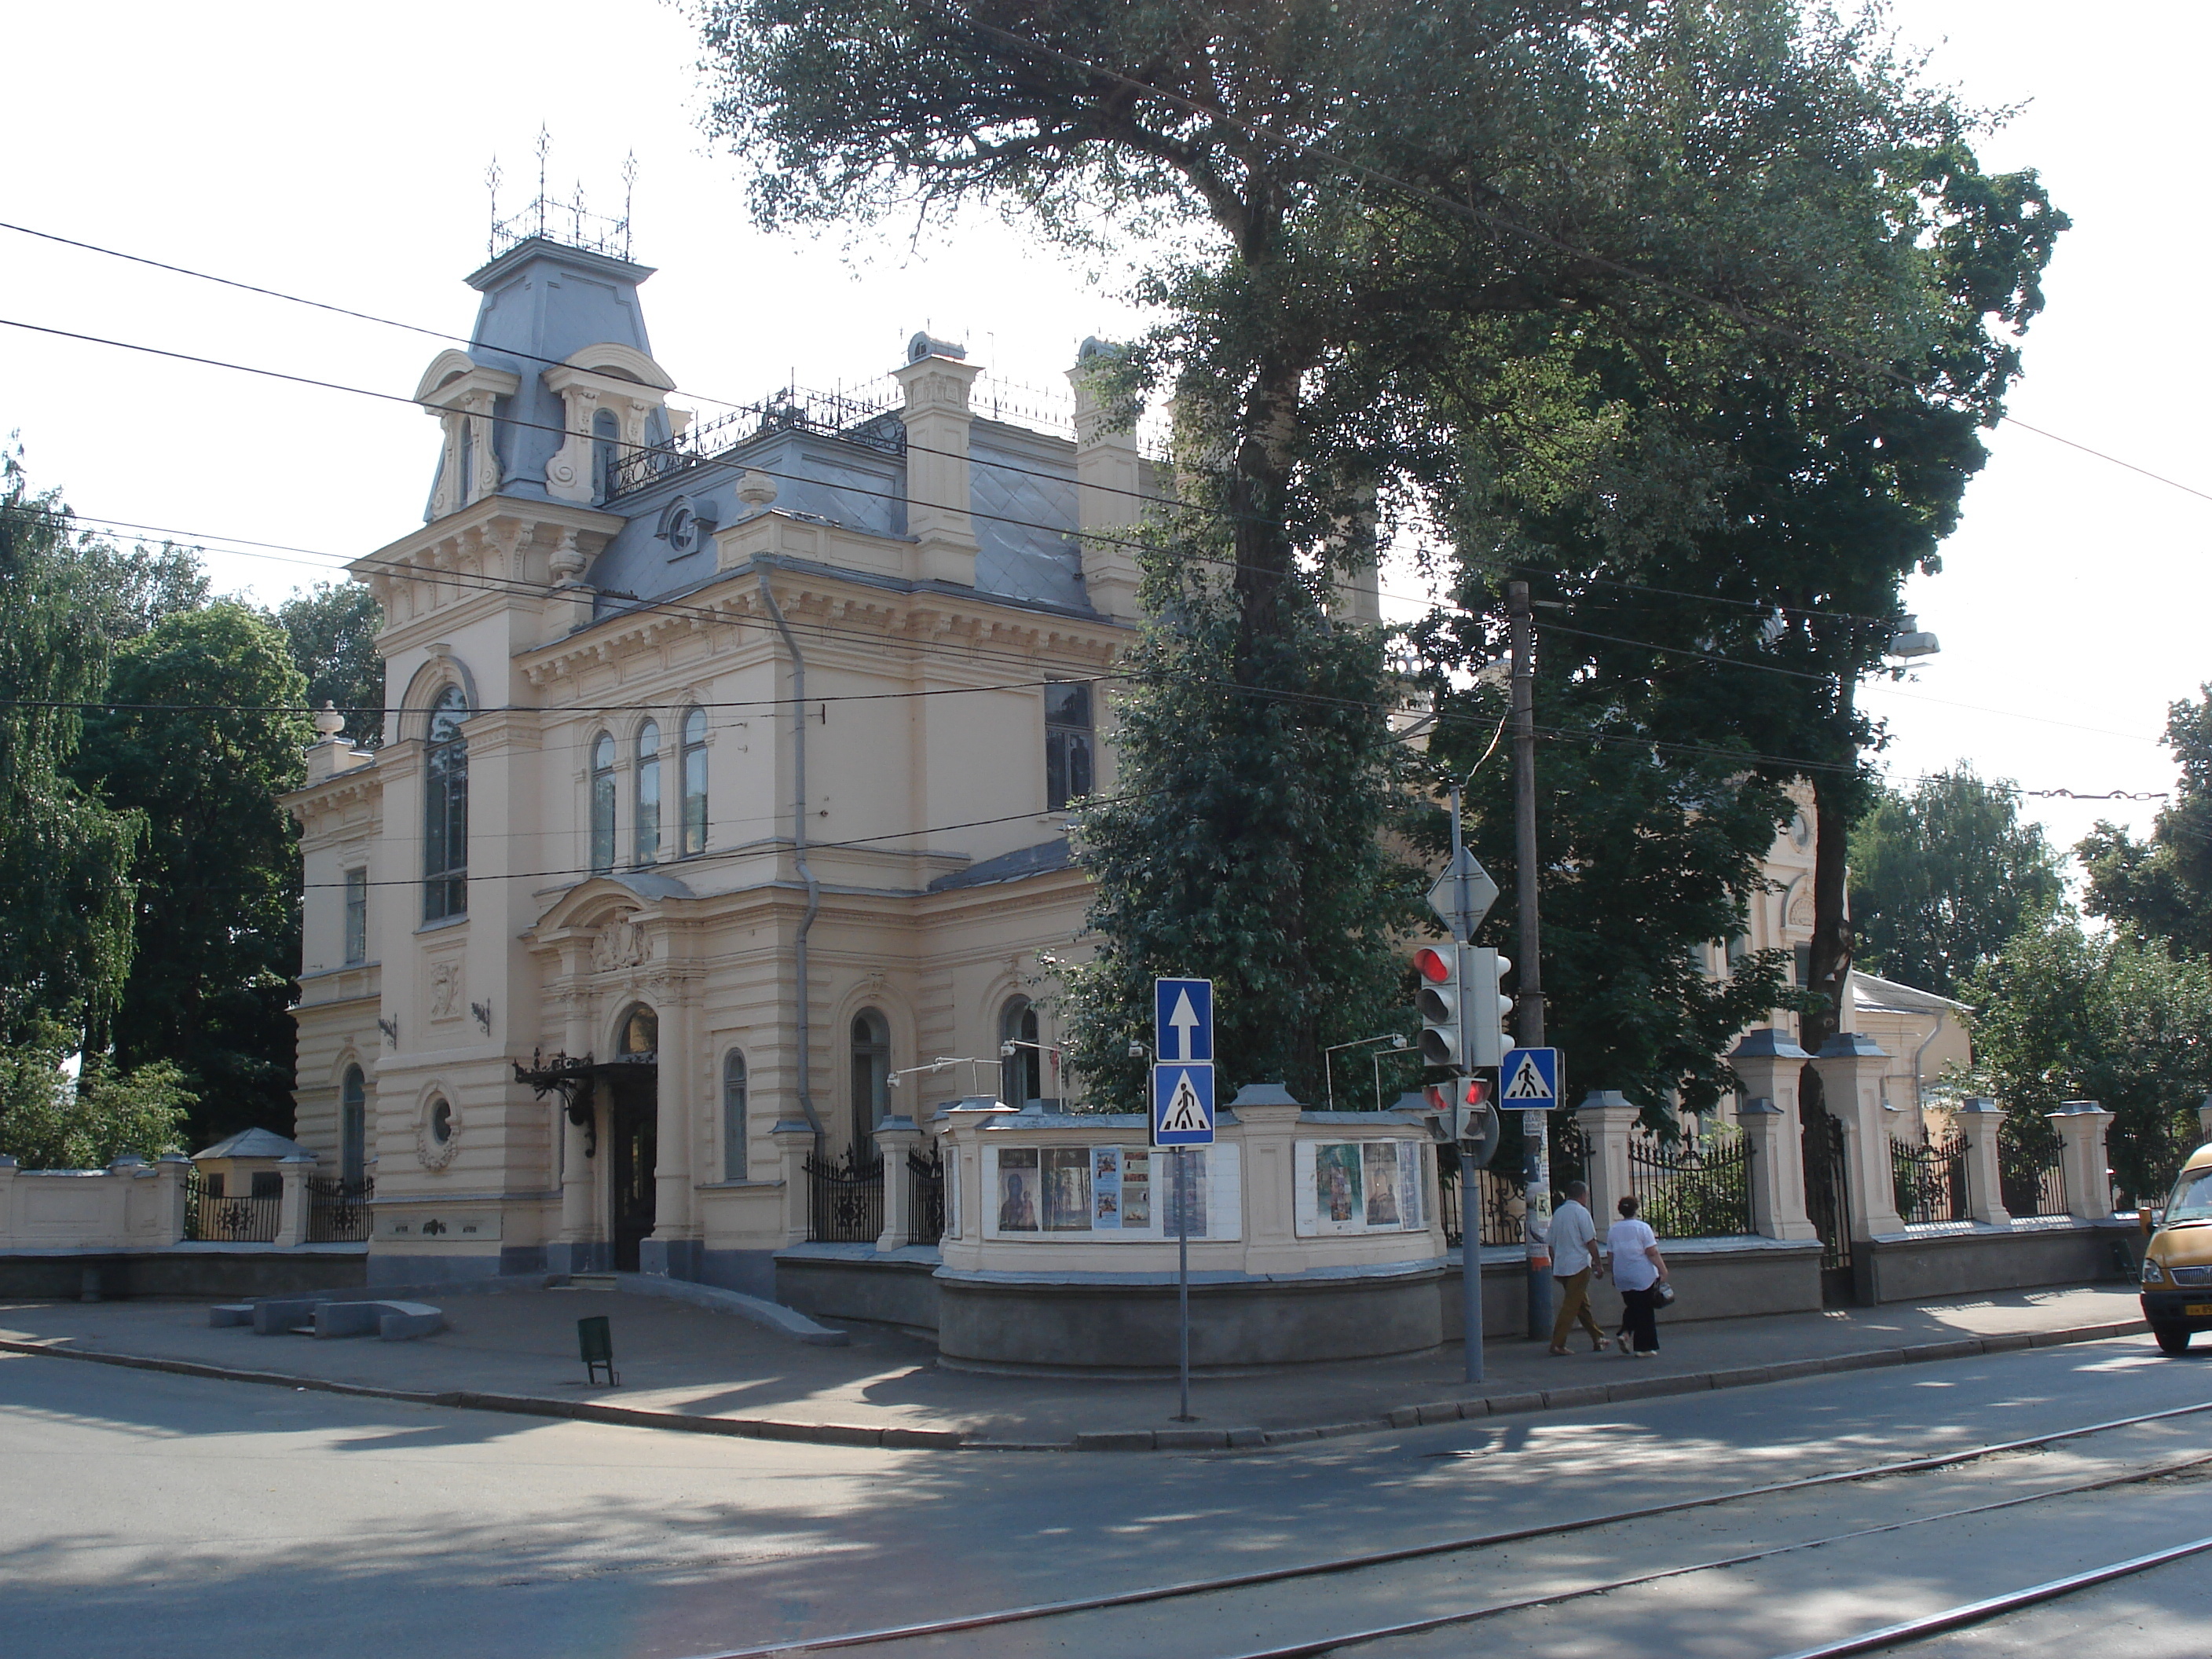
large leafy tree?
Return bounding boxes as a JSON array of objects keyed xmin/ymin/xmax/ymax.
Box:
[
  {"xmin": 2079, "ymin": 687, "xmax": 2212, "ymax": 959},
  {"xmin": 1848, "ymin": 764, "xmax": 2064, "ymax": 998},
  {"xmin": 0, "ymin": 449, "xmax": 145, "ymax": 1043},
  {"xmin": 73, "ymin": 604, "xmax": 312, "ymax": 1144},
  {"xmin": 269, "ymin": 580, "xmax": 383, "ymax": 748},
  {"xmin": 0, "ymin": 1019, "xmax": 194, "ymax": 1170}
]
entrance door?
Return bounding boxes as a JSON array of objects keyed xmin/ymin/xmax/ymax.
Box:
[
  {"xmin": 608, "ymin": 1069, "xmax": 657, "ymax": 1273},
  {"xmin": 1802, "ymin": 1103, "xmax": 1855, "ymax": 1305}
]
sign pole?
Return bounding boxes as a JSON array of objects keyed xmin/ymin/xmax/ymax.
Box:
[
  {"xmin": 1508, "ymin": 581, "xmax": 1553, "ymax": 1339},
  {"xmin": 1450, "ymin": 785, "xmax": 1485, "ymax": 1384},
  {"xmin": 1175, "ymin": 1147, "xmax": 1193, "ymax": 1421}
]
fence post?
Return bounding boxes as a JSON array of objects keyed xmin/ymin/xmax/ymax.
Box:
[
  {"xmin": 771, "ymin": 1119, "xmax": 814, "ymax": 1246},
  {"xmin": 154, "ymin": 1152, "xmax": 193, "ymax": 1244},
  {"xmin": 1811, "ymin": 1034, "xmax": 1905, "ymax": 1240},
  {"xmin": 2051, "ymin": 1101, "xmax": 2116, "ymax": 1221},
  {"xmin": 275, "ymin": 1154, "xmax": 316, "ymax": 1247},
  {"xmin": 1952, "ymin": 1098, "xmax": 2012, "ymax": 1226},
  {"xmin": 873, "ymin": 1116, "xmax": 919, "ymax": 1252},
  {"xmin": 0, "ymin": 1154, "xmax": 16, "ymax": 1243},
  {"xmin": 1576, "ymin": 1090, "xmax": 1639, "ymax": 1231},
  {"xmin": 1727, "ymin": 1029, "xmax": 1818, "ymax": 1240}
]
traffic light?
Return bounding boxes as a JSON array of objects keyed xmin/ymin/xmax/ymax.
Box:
[
  {"xmin": 1468, "ymin": 948, "xmax": 1514, "ymax": 1068},
  {"xmin": 1414, "ymin": 945, "xmax": 1464, "ymax": 1069}
]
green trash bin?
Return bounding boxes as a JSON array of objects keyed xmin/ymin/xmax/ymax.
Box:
[{"xmin": 578, "ymin": 1315, "xmax": 617, "ymax": 1386}]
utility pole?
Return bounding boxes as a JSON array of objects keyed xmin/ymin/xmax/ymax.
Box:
[
  {"xmin": 1451, "ymin": 784, "xmax": 1484, "ymax": 1384},
  {"xmin": 1507, "ymin": 581, "xmax": 1552, "ymax": 1339}
]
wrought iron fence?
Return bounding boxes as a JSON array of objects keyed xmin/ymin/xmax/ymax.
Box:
[
  {"xmin": 1892, "ymin": 1130, "xmax": 1970, "ymax": 1226},
  {"xmin": 1997, "ymin": 1114, "xmax": 2067, "ymax": 1218},
  {"xmin": 611, "ymin": 382, "xmax": 906, "ymax": 496},
  {"xmin": 306, "ymin": 1175, "xmax": 374, "ymax": 1243},
  {"xmin": 185, "ymin": 1174, "xmax": 280, "ymax": 1244},
  {"xmin": 1629, "ymin": 1129, "xmax": 1754, "ymax": 1239},
  {"xmin": 2114, "ymin": 1108, "xmax": 2207, "ymax": 1210},
  {"xmin": 1437, "ymin": 1148, "xmax": 1530, "ymax": 1250},
  {"xmin": 907, "ymin": 1145, "xmax": 946, "ymax": 1247},
  {"xmin": 805, "ymin": 1147, "xmax": 885, "ymax": 1244}
]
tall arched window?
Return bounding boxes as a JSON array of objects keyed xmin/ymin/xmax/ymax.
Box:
[
  {"xmin": 681, "ymin": 707, "xmax": 708, "ymax": 856},
  {"xmin": 999, "ymin": 996, "xmax": 1041, "ymax": 1107},
  {"xmin": 723, "ymin": 1049, "xmax": 749, "ymax": 1181},
  {"xmin": 591, "ymin": 408, "xmax": 621, "ymax": 501},
  {"xmin": 590, "ymin": 731, "xmax": 616, "ymax": 874},
  {"xmin": 850, "ymin": 1009, "xmax": 891, "ymax": 1159},
  {"xmin": 340, "ymin": 1065, "xmax": 367, "ymax": 1188},
  {"xmin": 423, "ymin": 685, "xmax": 468, "ymax": 921},
  {"xmin": 635, "ymin": 719, "xmax": 661, "ymax": 865},
  {"xmin": 617, "ymin": 1002, "xmax": 659, "ymax": 1058}
]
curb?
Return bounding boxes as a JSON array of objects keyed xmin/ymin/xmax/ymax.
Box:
[{"xmin": 0, "ymin": 1317, "xmax": 2149, "ymax": 1453}]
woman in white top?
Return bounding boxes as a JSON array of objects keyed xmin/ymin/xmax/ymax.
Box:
[{"xmin": 1606, "ymin": 1193, "xmax": 1668, "ymax": 1357}]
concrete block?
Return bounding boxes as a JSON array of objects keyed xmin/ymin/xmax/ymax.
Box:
[
  {"xmin": 252, "ymin": 1298, "xmax": 324, "ymax": 1335},
  {"xmin": 208, "ymin": 1305, "xmax": 253, "ymax": 1328},
  {"xmin": 1075, "ymin": 1430, "xmax": 1156, "ymax": 1452},
  {"xmin": 1387, "ymin": 1406, "xmax": 1422, "ymax": 1427},
  {"xmin": 313, "ymin": 1302, "xmax": 383, "ymax": 1339},
  {"xmin": 1225, "ymin": 1426, "xmax": 1267, "ymax": 1448},
  {"xmin": 1486, "ymin": 1392, "xmax": 1546, "ymax": 1416},
  {"xmin": 377, "ymin": 1305, "xmax": 444, "ymax": 1340},
  {"xmin": 1415, "ymin": 1401, "xmax": 1466, "ymax": 1425}
]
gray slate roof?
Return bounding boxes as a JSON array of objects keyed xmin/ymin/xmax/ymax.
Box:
[
  {"xmin": 928, "ymin": 837, "xmax": 1075, "ymax": 892},
  {"xmin": 192, "ymin": 1127, "xmax": 313, "ymax": 1162}
]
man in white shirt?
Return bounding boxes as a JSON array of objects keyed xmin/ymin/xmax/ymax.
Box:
[{"xmin": 1545, "ymin": 1180, "xmax": 1610, "ymax": 1354}]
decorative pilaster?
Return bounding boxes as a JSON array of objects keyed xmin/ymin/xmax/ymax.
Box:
[
  {"xmin": 155, "ymin": 1152, "xmax": 193, "ymax": 1246},
  {"xmin": 893, "ymin": 337, "xmax": 983, "ymax": 587},
  {"xmin": 2052, "ymin": 1101, "xmax": 2117, "ymax": 1221},
  {"xmin": 1953, "ymin": 1098, "xmax": 2012, "ymax": 1226},
  {"xmin": 276, "ymin": 1154, "xmax": 317, "ymax": 1247},
  {"xmin": 1068, "ymin": 339, "xmax": 1143, "ymax": 620},
  {"xmin": 651, "ymin": 992, "xmax": 695, "ymax": 1256},
  {"xmin": 772, "ymin": 1119, "xmax": 815, "ymax": 1248},
  {"xmin": 1576, "ymin": 1090, "xmax": 1639, "ymax": 1232},
  {"xmin": 873, "ymin": 1116, "xmax": 921, "ymax": 1253},
  {"xmin": 1812, "ymin": 1033, "xmax": 1904, "ymax": 1239},
  {"xmin": 1728, "ymin": 1028, "xmax": 1818, "ymax": 1240}
]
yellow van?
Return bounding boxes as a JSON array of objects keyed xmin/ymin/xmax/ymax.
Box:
[{"xmin": 2139, "ymin": 1144, "xmax": 2212, "ymax": 1354}]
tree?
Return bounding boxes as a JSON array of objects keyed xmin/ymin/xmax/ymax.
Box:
[
  {"xmin": 2080, "ymin": 686, "xmax": 2212, "ymax": 958},
  {"xmin": 269, "ymin": 580, "xmax": 383, "ymax": 747},
  {"xmin": 1962, "ymin": 924, "xmax": 2212, "ymax": 1207},
  {"xmin": 1848, "ymin": 765, "xmax": 2065, "ymax": 998},
  {"xmin": 0, "ymin": 449, "xmax": 145, "ymax": 1043},
  {"xmin": 73, "ymin": 604, "xmax": 311, "ymax": 1144},
  {"xmin": 0, "ymin": 1020, "xmax": 193, "ymax": 1170}
]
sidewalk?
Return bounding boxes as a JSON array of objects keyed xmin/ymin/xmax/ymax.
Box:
[{"xmin": 0, "ymin": 1281, "xmax": 2149, "ymax": 1452}]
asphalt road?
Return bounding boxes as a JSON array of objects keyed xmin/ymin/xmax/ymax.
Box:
[{"xmin": 4, "ymin": 1335, "xmax": 2210, "ymax": 1659}]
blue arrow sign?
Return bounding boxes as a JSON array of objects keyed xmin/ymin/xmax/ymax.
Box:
[
  {"xmin": 1500, "ymin": 1047, "xmax": 1561, "ymax": 1108},
  {"xmin": 1152, "ymin": 1064, "xmax": 1217, "ymax": 1146},
  {"xmin": 1155, "ymin": 977, "xmax": 1214, "ymax": 1064}
]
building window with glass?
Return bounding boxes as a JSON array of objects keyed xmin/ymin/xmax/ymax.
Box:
[
  {"xmin": 635, "ymin": 719, "xmax": 661, "ymax": 865},
  {"xmin": 342, "ymin": 867, "xmax": 368, "ymax": 965},
  {"xmin": 590, "ymin": 731, "xmax": 616, "ymax": 874},
  {"xmin": 723, "ymin": 1049, "xmax": 748, "ymax": 1181},
  {"xmin": 1000, "ymin": 996, "xmax": 1042, "ymax": 1107},
  {"xmin": 681, "ymin": 707, "xmax": 708, "ymax": 856},
  {"xmin": 340, "ymin": 1065, "xmax": 367, "ymax": 1188},
  {"xmin": 850, "ymin": 1009, "xmax": 891, "ymax": 1160},
  {"xmin": 422, "ymin": 685, "xmax": 468, "ymax": 921},
  {"xmin": 1046, "ymin": 681, "xmax": 1094, "ymax": 812}
]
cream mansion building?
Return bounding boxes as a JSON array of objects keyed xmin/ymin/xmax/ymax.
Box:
[{"xmin": 287, "ymin": 227, "xmax": 1165, "ymax": 1288}]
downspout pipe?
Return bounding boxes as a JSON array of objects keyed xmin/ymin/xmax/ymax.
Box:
[
  {"xmin": 759, "ymin": 566, "xmax": 825, "ymax": 1152},
  {"xmin": 1912, "ymin": 1004, "xmax": 1948, "ymax": 1129}
]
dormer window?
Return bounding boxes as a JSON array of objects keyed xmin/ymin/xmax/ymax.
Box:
[{"xmin": 591, "ymin": 410, "xmax": 621, "ymax": 502}]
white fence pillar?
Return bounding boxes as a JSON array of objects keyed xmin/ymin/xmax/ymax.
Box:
[
  {"xmin": 1576, "ymin": 1091, "xmax": 1639, "ymax": 1231},
  {"xmin": 1728, "ymin": 1029, "xmax": 1818, "ymax": 1240},
  {"xmin": 275, "ymin": 1154, "xmax": 315, "ymax": 1247},
  {"xmin": 772, "ymin": 1119, "xmax": 815, "ymax": 1247},
  {"xmin": 873, "ymin": 1117, "xmax": 919, "ymax": 1253},
  {"xmin": 154, "ymin": 1152, "xmax": 193, "ymax": 1244},
  {"xmin": 1812, "ymin": 1034, "xmax": 1905, "ymax": 1240},
  {"xmin": 2052, "ymin": 1101, "xmax": 2116, "ymax": 1221},
  {"xmin": 1952, "ymin": 1097, "xmax": 2012, "ymax": 1226}
]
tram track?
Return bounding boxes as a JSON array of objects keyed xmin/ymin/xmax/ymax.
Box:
[{"xmin": 683, "ymin": 1395, "xmax": 2212, "ymax": 1659}]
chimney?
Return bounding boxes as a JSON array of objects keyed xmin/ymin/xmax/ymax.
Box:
[
  {"xmin": 892, "ymin": 333, "xmax": 983, "ymax": 586},
  {"xmin": 1068, "ymin": 339, "xmax": 1143, "ymax": 620}
]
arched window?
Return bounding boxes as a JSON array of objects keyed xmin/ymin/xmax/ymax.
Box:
[
  {"xmin": 423, "ymin": 685, "xmax": 468, "ymax": 921},
  {"xmin": 850, "ymin": 1009, "xmax": 891, "ymax": 1159},
  {"xmin": 591, "ymin": 408, "xmax": 621, "ymax": 501},
  {"xmin": 723, "ymin": 1049, "xmax": 748, "ymax": 1181},
  {"xmin": 590, "ymin": 731, "xmax": 616, "ymax": 874},
  {"xmin": 681, "ymin": 707, "xmax": 708, "ymax": 856},
  {"xmin": 999, "ymin": 996, "xmax": 1042, "ymax": 1107},
  {"xmin": 340, "ymin": 1065, "xmax": 367, "ymax": 1188},
  {"xmin": 635, "ymin": 719, "xmax": 661, "ymax": 865},
  {"xmin": 617, "ymin": 1003, "xmax": 658, "ymax": 1059}
]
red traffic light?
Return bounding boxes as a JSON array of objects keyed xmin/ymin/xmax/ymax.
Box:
[
  {"xmin": 1413, "ymin": 945, "xmax": 1453, "ymax": 983},
  {"xmin": 1463, "ymin": 1076, "xmax": 1491, "ymax": 1108}
]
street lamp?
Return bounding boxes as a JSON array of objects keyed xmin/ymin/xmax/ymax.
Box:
[
  {"xmin": 1888, "ymin": 613, "xmax": 1940, "ymax": 661},
  {"xmin": 1324, "ymin": 1033, "xmax": 1412, "ymax": 1111}
]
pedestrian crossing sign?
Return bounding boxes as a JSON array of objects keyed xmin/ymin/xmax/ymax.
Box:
[
  {"xmin": 1500, "ymin": 1047, "xmax": 1561, "ymax": 1108},
  {"xmin": 1152, "ymin": 1064, "xmax": 1216, "ymax": 1146}
]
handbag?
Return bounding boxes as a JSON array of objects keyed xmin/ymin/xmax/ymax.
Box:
[{"xmin": 1654, "ymin": 1280, "xmax": 1677, "ymax": 1309}]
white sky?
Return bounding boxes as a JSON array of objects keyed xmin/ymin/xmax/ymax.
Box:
[{"xmin": 1, "ymin": 1, "xmax": 2203, "ymax": 862}]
